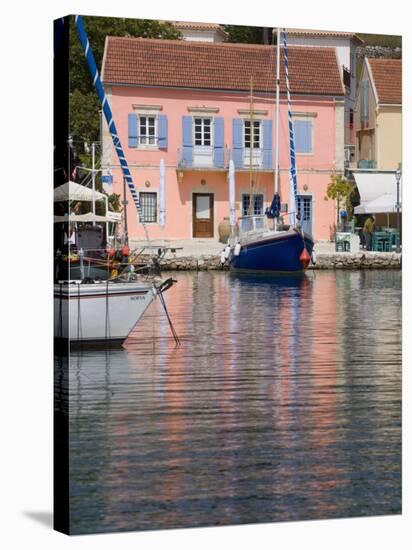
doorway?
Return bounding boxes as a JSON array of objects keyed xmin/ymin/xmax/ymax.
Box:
[
  {"xmin": 193, "ymin": 193, "xmax": 214, "ymax": 238},
  {"xmin": 296, "ymin": 195, "xmax": 313, "ymax": 235}
]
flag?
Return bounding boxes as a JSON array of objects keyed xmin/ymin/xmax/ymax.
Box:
[{"xmin": 102, "ymin": 171, "xmax": 113, "ymax": 194}]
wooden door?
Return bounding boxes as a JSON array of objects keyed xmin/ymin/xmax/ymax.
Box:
[{"xmin": 193, "ymin": 193, "xmax": 214, "ymax": 238}]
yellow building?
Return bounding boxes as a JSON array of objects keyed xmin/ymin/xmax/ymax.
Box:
[{"xmin": 354, "ymin": 58, "xmax": 402, "ymax": 170}]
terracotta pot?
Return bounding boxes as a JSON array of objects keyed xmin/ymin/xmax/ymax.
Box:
[{"xmin": 218, "ymin": 217, "xmax": 232, "ymax": 243}]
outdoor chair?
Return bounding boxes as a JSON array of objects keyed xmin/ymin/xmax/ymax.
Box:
[{"xmin": 335, "ymin": 232, "xmax": 351, "ymax": 252}]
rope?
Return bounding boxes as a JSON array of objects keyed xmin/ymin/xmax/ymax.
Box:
[
  {"xmin": 58, "ymin": 283, "xmax": 63, "ymax": 339},
  {"xmin": 105, "ymin": 279, "xmax": 111, "ymax": 341},
  {"xmin": 156, "ymin": 288, "xmax": 180, "ymax": 347},
  {"xmin": 74, "ymin": 15, "xmax": 150, "ymax": 244},
  {"xmin": 283, "ymin": 29, "xmax": 298, "ymax": 226},
  {"xmin": 77, "ymin": 283, "xmax": 81, "ymax": 341}
]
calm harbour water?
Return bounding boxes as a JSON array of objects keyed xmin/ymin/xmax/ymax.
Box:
[{"xmin": 63, "ymin": 270, "xmax": 401, "ymax": 534}]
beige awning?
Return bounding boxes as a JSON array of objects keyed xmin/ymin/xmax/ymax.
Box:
[{"xmin": 53, "ymin": 181, "xmax": 106, "ymax": 202}]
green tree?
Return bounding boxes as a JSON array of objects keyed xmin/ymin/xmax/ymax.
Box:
[
  {"xmin": 224, "ymin": 25, "xmax": 274, "ymax": 44},
  {"xmin": 325, "ymin": 174, "xmax": 355, "ymax": 223},
  {"xmin": 69, "ymin": 16, "xmax": 181, "ymax": 157}
]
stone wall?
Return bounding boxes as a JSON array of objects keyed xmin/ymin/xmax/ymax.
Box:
[
  {"xmin": 160, "ymin": 254, "xmax": 226, "ymax": 271},
  {"xmin": 310, "ymin": 252, "xmax": 401, "ymax": 269},
  {"xmin": 137, "ymin": 252, "xmax": 401, "ymax": 271}
]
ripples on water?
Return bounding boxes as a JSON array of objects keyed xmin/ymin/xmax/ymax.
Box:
[{"xmin": 61, "ymin": 270, "xmax": 401, "ymax": 534}]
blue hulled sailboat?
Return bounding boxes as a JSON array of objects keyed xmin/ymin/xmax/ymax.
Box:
[{"xmin": 229, "ymin": 29, "xmax": 314, "ymax": 274}]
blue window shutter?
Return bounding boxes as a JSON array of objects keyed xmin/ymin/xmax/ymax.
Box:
[
  {"xmin": 294, "ymin": 120, "xmax": 312, "ymax": 154},
  {"xmin": 182, "ymin": 116, "xmax": 193, "ymax": 166},
  {"xmin": 128, "ymin": 113, "xmax": 138, "ymax": 148},
  {"xmin": 262, "ymin": 119, "xmax": 273, "ymax": 169},
  {"xmin": 232, "ymin": 118, "xmax": 243, "ymax": 168},
  {"xmin": 158, "ymin": 114, "xmax": 168, "ymax": 149},
  {"xmin": 213, "ymin": 117, "xmax": 224, "ymax": 168}
]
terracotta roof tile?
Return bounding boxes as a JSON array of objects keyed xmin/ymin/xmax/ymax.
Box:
[
  {"xmin": 368, "ymin": 58, "xmax": 402, "ymax": 104},
  {"xmin": 102, "ymin": 37, "xmax": 344, "ymax": 96}
]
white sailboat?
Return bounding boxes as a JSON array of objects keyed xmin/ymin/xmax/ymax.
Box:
[{"xmin": 54, "ymin": 277, "xmax": 173, "ymax": 346}]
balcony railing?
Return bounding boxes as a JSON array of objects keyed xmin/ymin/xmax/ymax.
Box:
[
  {"xmin": 343, "ymin": 66, "xmax": 351, "ymax": 89},
  {"xmin": 177, "ymin": 146, "xmax": 230, "ymax": 170},
  {"xmin": 357, "ymin": 159, "xmax": 376, "ymax": 169},
  {"xmin": 177, "ymin": 147, "xmax": 272, "ymax": 171}
]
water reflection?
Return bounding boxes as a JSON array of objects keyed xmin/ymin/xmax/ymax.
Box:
[{"xmin": 68, "ymin": 271, "xmax": 401, "ymax": 534}]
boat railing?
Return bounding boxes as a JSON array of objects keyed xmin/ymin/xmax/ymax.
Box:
[{"xmin": 237, "ymin": 216, "xmax": 269, "ymax": 238}]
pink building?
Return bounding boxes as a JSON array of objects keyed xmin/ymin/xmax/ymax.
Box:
[{"xmin": 101, "ymin": 38, "xmax": 345, "ymax": 243}]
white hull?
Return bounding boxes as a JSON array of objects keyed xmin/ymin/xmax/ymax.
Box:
[{"xmin": 54, "ymin": 281, "xmax": 156, "ymax": 344}]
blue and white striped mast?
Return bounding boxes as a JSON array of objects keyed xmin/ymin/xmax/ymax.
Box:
[
  {"xmin": 74, "ymin": 15, "xmax": 149, "ymax": 243},
  {"xmin": 283, "ymin": 28, "xmax": 298, "ymax": 227}
]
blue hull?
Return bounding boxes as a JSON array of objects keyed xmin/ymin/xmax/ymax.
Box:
[{"xmin": 230, "ymin": 230, "xmax": 314, "ymax": 273}]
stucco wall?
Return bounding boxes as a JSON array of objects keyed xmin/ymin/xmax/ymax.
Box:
[
  {"xmin": 376, "ymin": 107, "xmax": 402, "ymax": 170},
  {"xmin": 103, "ymin": 86, "xmax": 339, "ymax": 241}
]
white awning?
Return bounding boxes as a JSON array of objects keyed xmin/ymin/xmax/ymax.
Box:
[
  {"xmin": 54, "ymin": 212, "xmax": 112, "ymax": 223},
  {"xmin": 353, "ymin": 170, "xmax": 402, "ymax": 215},
  {"xmin": 54, "ymin": 181, "xmax": 107, "ymax": 202},
  {"xmin": 354, "ymin": 193, "xmax": 400, "ymax": 214}
]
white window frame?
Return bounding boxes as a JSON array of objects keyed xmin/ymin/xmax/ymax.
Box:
[
  {"xmin": 243, "ymin": 119, "xmax": 263, "ymax": 166},
  {"xmin": 139, "ymin": 191, "xmax": 158, "ymax": 223},
  {"xmin": 138, "ymin": 115, "xmax": 158, "ymax": 149},
  {"xmin": 243, "ymin": 119, "xmax": 262, "ymax": 150},
  {"xmin": 193, "ymin": 116, "xmax": 214, "ymax": 147},
  {"xmin": 241, "ymin": 193, "xmax": 264, "ymax": 216}
]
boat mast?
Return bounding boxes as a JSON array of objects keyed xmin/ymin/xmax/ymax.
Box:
[
  {"xmin": 92, "ymin": 141, "xmax": 96, "ymax": 226},
  {"xmin": 249, "ymin": 77, "xmax": 254, "ymax": 216},
  {"xmin": 274, "ymin": 28, "xmax": 280, "ymax": 196}
]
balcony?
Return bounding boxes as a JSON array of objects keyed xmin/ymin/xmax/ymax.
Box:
[
  {"xmin": 177, "ymin": 146, "xmax": 230, "ymax": 171},
  {"xmin": 176, "ymin": 146, "xmax": 273, "ymax": 173}
]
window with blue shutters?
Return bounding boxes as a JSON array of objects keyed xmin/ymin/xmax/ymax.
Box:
[{"xmin": 294, "ymin": 119, "xmax": 313, "ymax": 154}]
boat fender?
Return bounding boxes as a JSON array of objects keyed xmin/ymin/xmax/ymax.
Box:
[
  {"xmin": 220, "ymin": 251, "xmax": 226, "ymax": 265},
  {"xmin": 224, "ymin": 245, "xmax": 231, "ymax": 259},
  {"xmin": 234, "ymin": 243, "xmax": 241, "ymax": 256},
  {"xmin": 299, "ymin": 248, "xmax": 311, "ymax": 270},
  {"xmin": 311, "ymin": 250, "xmax": 317, "ymax": 265}
]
